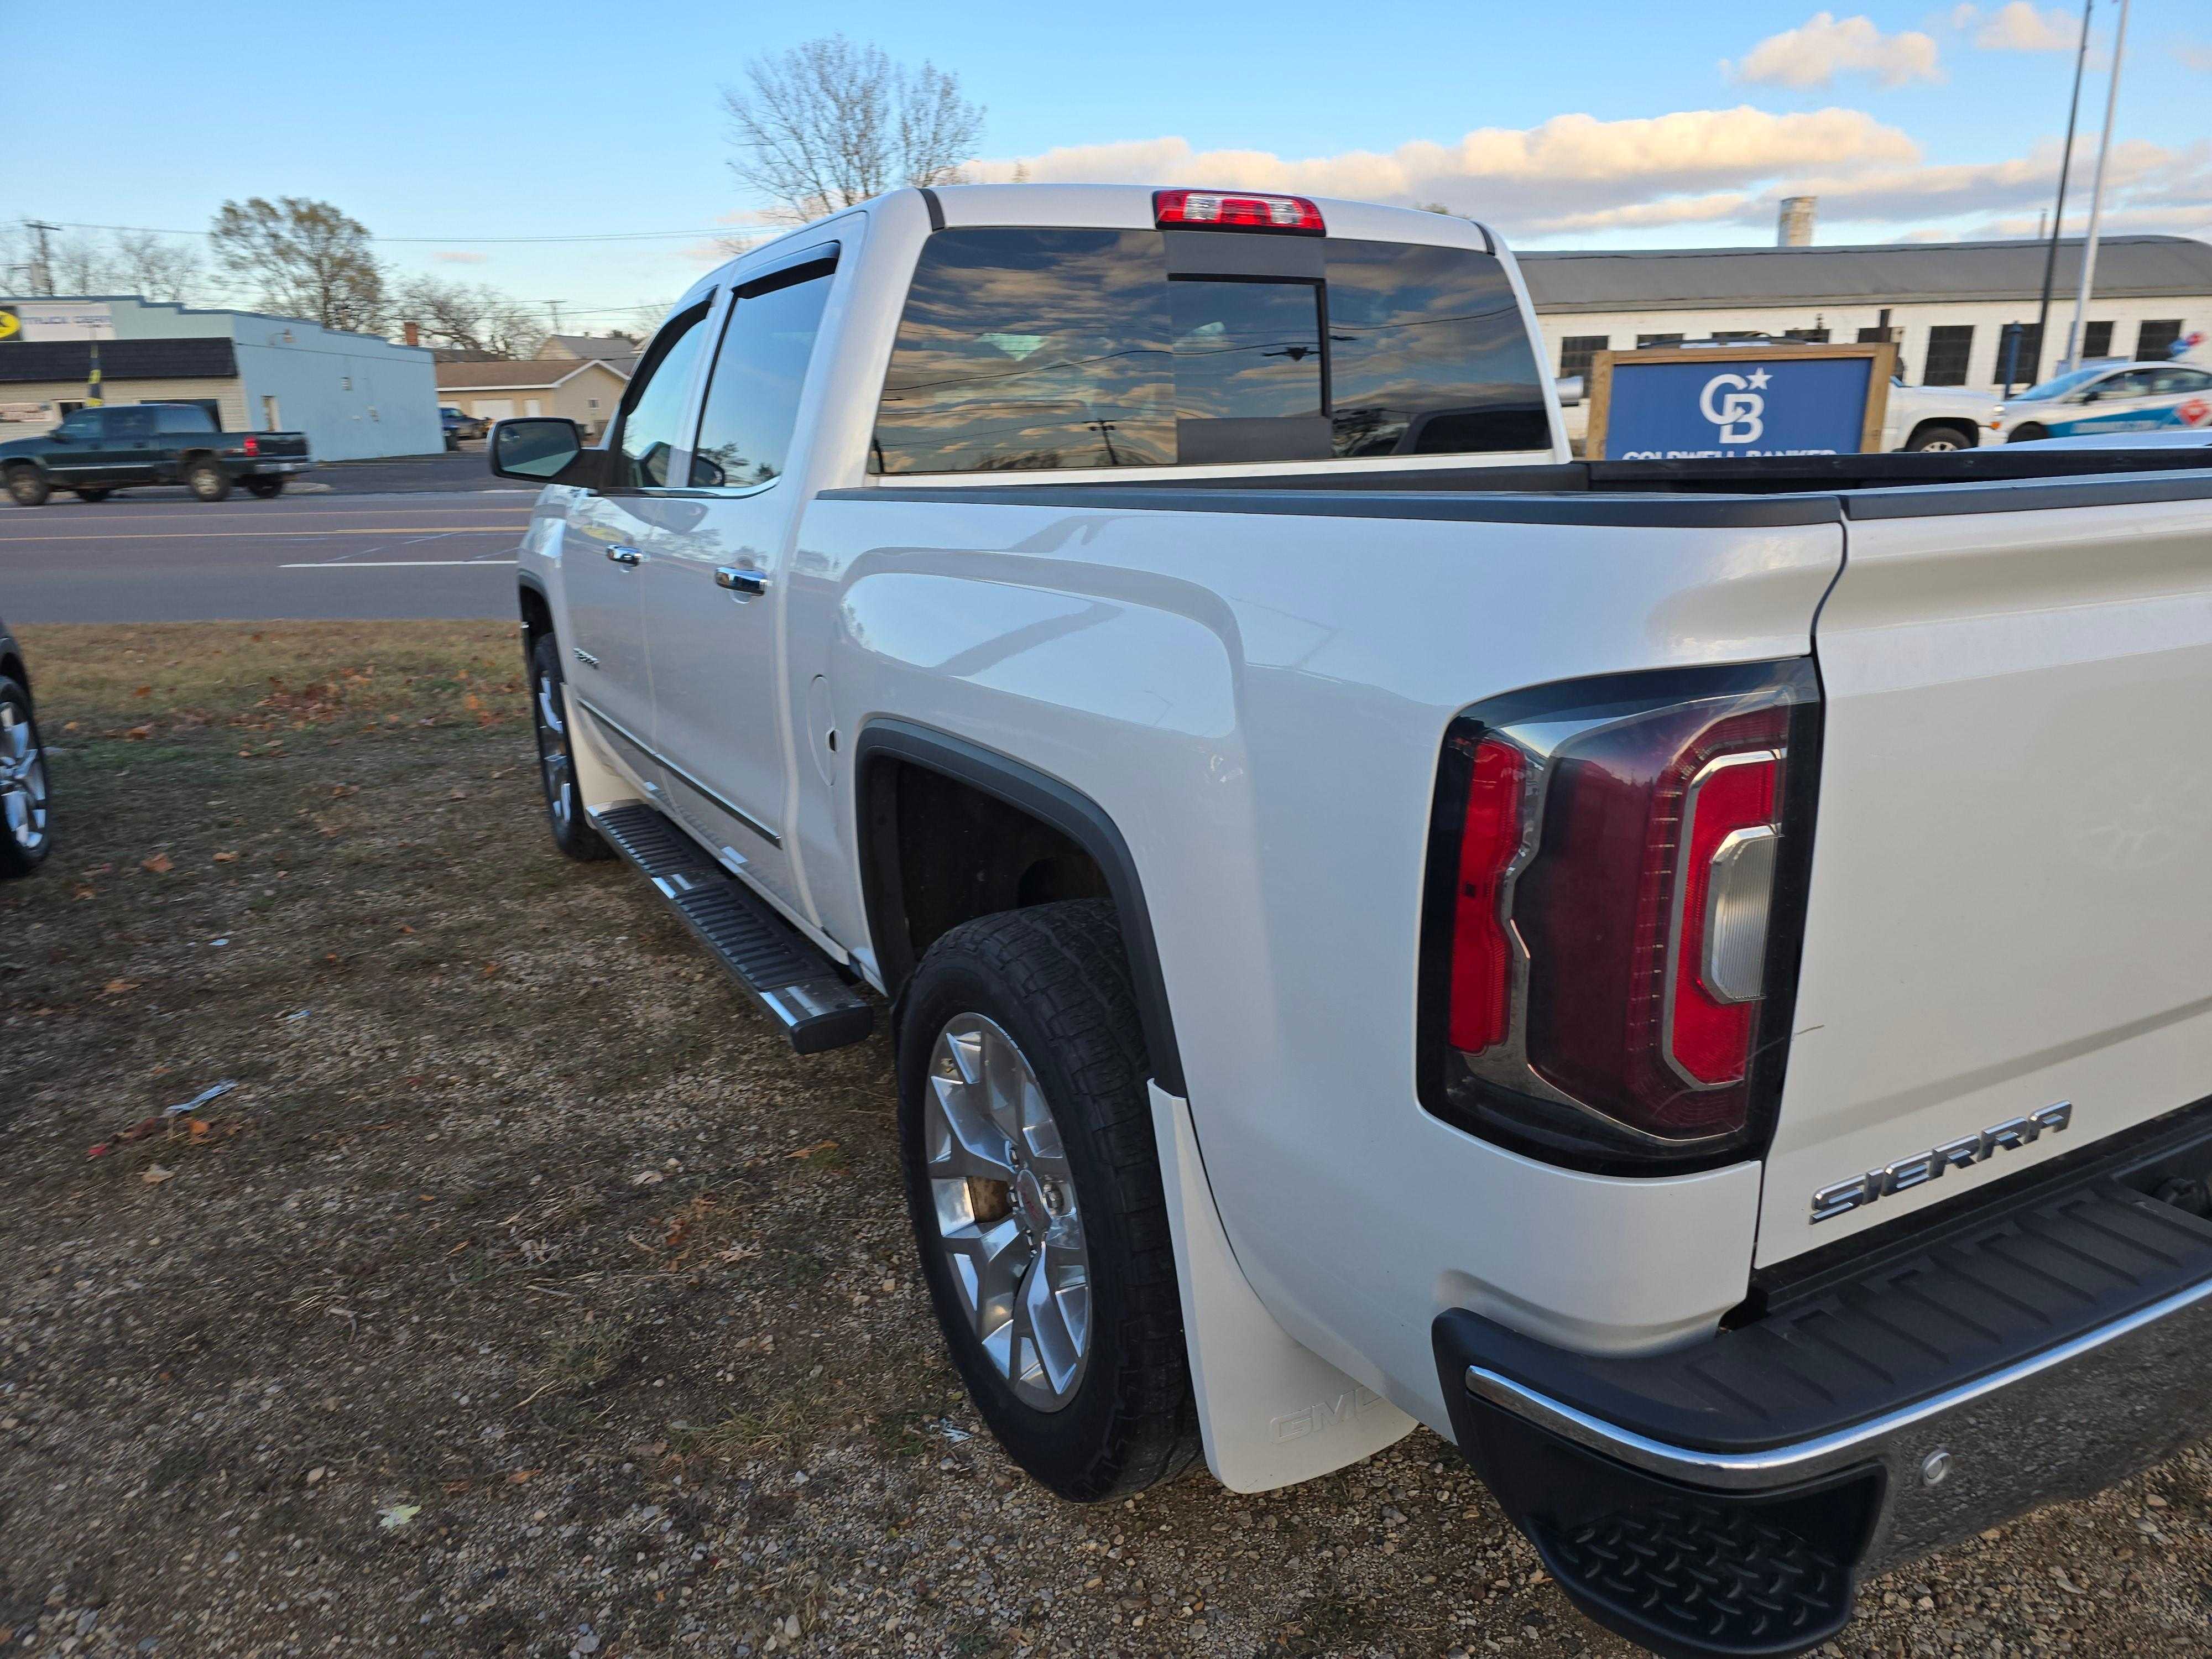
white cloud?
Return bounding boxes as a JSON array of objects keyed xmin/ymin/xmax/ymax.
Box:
[
  {"xmin": 1958, "ymin": 3, "xmax": 2079, "ymax": 53},
  {"xmin": 972, "ymin": 112, "xmax": 2212, "ymax": 246},
  {"xmin": 1724, "ymin": 13, "xmax": 1944, "ymax": 88},
  {"xmin": 431, "ymin": 250, "xmax": 488, "ymax": 264}
]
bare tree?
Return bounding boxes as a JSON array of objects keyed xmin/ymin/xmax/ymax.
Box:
[
  {"xmin": 111, "ymin": 230, "xmax": 203, "ymax": 305},
  {"xmin": 719, "ymin": 34, "xmax": 983, "ymax": 223},
  {"xmin": 394, "ymin": 275, "xmax": 546, "ymax": 358},
  {"xmin": 50, "ymin": 233, "xmax": 116, "ymax": 295},
  {"xmin": 209, "ymin": 197, "xmax": 385, "ymax": 332}
]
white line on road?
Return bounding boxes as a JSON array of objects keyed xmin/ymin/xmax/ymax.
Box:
[{"xmin": 278, "ymin": 559, "xmax": 519, "ymax": 568}]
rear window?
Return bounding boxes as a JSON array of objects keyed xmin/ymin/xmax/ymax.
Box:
[
  {"xmin": 155, "ymin": 404, "xmax": 216, "ymax": 434},
  {"xmin": 872, "ymin": 227, "xmax": 1547, "ymax": 474}
]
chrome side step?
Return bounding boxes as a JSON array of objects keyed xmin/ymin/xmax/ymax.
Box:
[{"xmin": 588, "ymin": 804, "xmax": 873, "ymax": 1055}]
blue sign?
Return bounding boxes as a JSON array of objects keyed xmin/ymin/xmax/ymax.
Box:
[{"xmin": 1601, "ymin": 354, "xmax": 1878, "ymax": 460}]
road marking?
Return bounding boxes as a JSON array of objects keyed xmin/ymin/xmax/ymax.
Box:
[
  {"xmin": 278, "ymin": 559, "xmax": 519, "ymax": 568},
  {"xmin": 0, "ymin": 527, "xmax": 526, "ymax": 540}
]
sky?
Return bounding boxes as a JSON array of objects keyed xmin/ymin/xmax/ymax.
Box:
[{"xmin": 9, "ymin": 0, "xmax": 2212, "ymax": 332}]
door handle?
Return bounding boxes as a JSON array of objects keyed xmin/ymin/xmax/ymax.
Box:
[
  {"xmin": 606, "ymin": 545, "xmax": 643, "ymax": 567},
  {"xmin": 715, "ymin": 566, "xmax": 769, "ymax": 597}
]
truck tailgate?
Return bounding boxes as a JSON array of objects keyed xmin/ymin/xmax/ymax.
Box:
[{"xmin": 1761, "ymin": 479, "xmax": 2212, "ymax": 1265}]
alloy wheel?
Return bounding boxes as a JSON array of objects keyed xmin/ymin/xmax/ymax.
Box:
[
  {"xmin": 532, "ymin": 661, "xmax": 573, "ymax": 833},
  {"xmin": 0, "ymin": 699, "xmax": 49, "ymax": 855},
  {"xmin": 922, "ymin": 1013, "xmax": 1092, "ymax": 1410}
]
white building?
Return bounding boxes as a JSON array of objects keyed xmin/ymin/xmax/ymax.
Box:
[
  {"xmin": 0, "ymin": 295, "xmax": 441, "ymax": 460},
  {"xmin": 1518, "ymin": 236, "xmax": 2212, "ymax": 393}
]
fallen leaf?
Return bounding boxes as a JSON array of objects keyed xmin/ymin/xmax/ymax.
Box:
[
  {"xmin": 508, "ymin": 1469, "xmax": 538, "ymax": 1484},
  {"xmin": 212, "ymin": 851, "xmax": 239, "ymax": 863},
  {"xmin": 142, "ymin": 1164, "xmax": 175, "ymax": 1185},
  {"xmin": 632, "ymin": 1170, "xmax": 665, "ymax": 1186},
  {"xmin": 87, "ymin": 1143, "xmax": 109, "ymax": 1159},
  {"xmin": 133, "ymin": 685, "xmax": 151, "ymax": 698},
  {"xmin": 123, "ymin": 724, "xmax": 153, "ymax": 741},
  {"xmin": 102, "ymin": 978, "xmax": 139, "ymax": 997},
  {"xmin": 448, "ymin": 789, "xmax": 469, "ymax": 800},
  {"xmin": 478, "ymin": 961, "xmax": 500, "ymax": 979},
  {"xmin": 376, "ymin": 1503, "xmax": 420, "ymax": 1531},
  {"xmin": 140, "ymin": 854, "xmax": 174, "ymax": 875},
  {"xmin": 73, "ymin": 885, "xmax": 96, "ymax": 901},
  {"xmin": 186, "ymin": 1119, "xmax": 212, "ymax": 1140},
  {"xmin": 787, "ymin": 1139, "xmax": 839, "ymax": 1160},
  {"xmin": 330, "ymin": 784, "xmax": 357, "ymax": 798}
]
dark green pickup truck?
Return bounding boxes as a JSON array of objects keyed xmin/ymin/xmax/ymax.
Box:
[{"xmin": 0, "ymin": 403, "xmax": 314, "ymax": 505}]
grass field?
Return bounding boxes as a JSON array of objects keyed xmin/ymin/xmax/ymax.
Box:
[{"xmin": 4, "ymin": 622, "xmax": 2210, "ymax": 1658}]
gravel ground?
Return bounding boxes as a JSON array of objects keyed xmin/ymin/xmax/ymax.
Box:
[{"xmin": 5, "ymin": 622, "xmax": 2212, "ymax": 1659}]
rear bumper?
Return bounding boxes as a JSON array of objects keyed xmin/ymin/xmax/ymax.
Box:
[
  {"xmin": 1434, "ymin": 1099, "xmax": 2212, "ymax": 1657},
  {"xmin": 244, "ymin": 458, "xmax": 314, "ymax": 474}
]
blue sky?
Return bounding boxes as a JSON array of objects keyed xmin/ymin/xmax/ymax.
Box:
[{"xmin": 12, "ymin": 1, "xmax": 2212, "ymax": 329}]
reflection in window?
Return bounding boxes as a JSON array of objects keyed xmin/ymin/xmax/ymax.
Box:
[
  {"xmin": 1167, "ymin": 280, "xmax": 1323, "ymax": 420},
  {"xmin": 616, "ymin": 306, "xmax": 708, "ymax": 488},
  {"xmin": 691, "ymin": 270, "xmax": 833, "ymax": 489}
]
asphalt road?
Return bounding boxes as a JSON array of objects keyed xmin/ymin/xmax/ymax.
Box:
[{"xmin": 0, "ymin": 490, "xmax": 535, "ymax": 622}]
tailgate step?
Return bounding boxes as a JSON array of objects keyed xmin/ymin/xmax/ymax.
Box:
[{"xmin": 589, "ymin": 804, "xmax": 873, "ymax": 1055}]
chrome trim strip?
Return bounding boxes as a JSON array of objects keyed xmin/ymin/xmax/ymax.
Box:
[
  {"xmin": 1464, "ymin": 1268, "xmax": 2212, "ymax": 1491},
  {"xmin": 571, "ymin": 695, "xmax": 783, "ymax": 851}
]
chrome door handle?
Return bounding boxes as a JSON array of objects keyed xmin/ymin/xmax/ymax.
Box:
[
  {"xmin": 715, "ymin": 566, "xmax": 769, "ymax": 597},
  {"xmin": 606, "ymin": 545, "xmax": 642, "ymax": 567}
]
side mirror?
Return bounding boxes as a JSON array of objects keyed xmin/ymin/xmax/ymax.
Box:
[{"xmin": 490, "ymin": 416, "xmax": 585, "ymax": 482}]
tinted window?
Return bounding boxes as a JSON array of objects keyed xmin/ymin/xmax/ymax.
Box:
[
  {"xmin": 614, "ymin": 305, "xmax": 709, "ymax": 488},
  {"xmin": 875, "ymin": 228, "xmax": 1173, "ymax": 474},
  {"xmin": 106, "ymin": 408, "xmax": 157, "ymax": 439},
  {"xmin": 690, "ymin": 268, "xmax": 834, "ymax": 489},
  {"xmin": 155, "ymin": 404, "xmax": 216, "ymax": 434},
  {"xmin": 55, "ymin": 410, "xmax": 100, "ymax": 440},
  {"xmin": 2152, "ymin": 367, "xmax": 2212, "ymax": 395},
  {"xmin": 873, "ymin": 228, "xmax": 1549, "ymax": 473},
  {"xmin": 1323, "ymin": 238, "xmax": 1547, "ymax": 455}
]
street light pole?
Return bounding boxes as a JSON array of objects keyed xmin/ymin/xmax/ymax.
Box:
[
  {"xmin": 2031, "ymin": 0, "xmax": 2093, "ymax": 392},
  {"xmin": 2064, "ymin": 0, "xmax": 2131, "ymax": 373}
]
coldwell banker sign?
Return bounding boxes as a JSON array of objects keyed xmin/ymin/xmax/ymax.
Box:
[{"xmin": 1586, "ymin": 342, "xmax": 1896, "ymax": 461}]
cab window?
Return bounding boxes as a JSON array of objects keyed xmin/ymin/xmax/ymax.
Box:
[
  {"xmin": 690, "ymin": 263, "xmax": 835, "ymax": 489},
  {"xmin": 613, "ymin": 302, "xmax": 711, "ymax": 489},
  {"xmin": 106, "ymin": 408, "xmax": 158, "ymax": 440},
  {"xmin": 55, "ymin": 410, "xmax": 101, "ymax": 440}
]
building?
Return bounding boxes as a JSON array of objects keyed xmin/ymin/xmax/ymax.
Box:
[
  {"xmin": 435, "ymin": 357, "xmax": 630, "ymax": 438},
  {"xmin": 540, "ymin": 332, "xmax": 643, "ymax": 379},
  {"xmin": 0, "ymin": 295, "xmax": 440, "ymax": 459},
  {"xmin": 1520, "ymin": 235, "xmax": 2212, "ymax": 393}
]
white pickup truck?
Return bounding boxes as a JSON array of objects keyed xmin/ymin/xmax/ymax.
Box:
[{"xmin": 490, "ymin": 183, "xmax": 2212, "ymax": 1657}]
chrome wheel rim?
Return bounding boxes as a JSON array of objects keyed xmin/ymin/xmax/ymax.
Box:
[
  {"xmin": 924, "ymin": 1013, "xmax": 1091, "ymax": 1410},
  {"xmin": 0, "ymin": 700, "xmax": 49, "ymax": 854},
  {"xmin": 531, "ymin": 661, "xmax": 573, "ymax": 833}
]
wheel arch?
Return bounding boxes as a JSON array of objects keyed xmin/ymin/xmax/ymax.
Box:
[
  {"xmin": 1908, "ymin": 418, "xmax": 1980, "ymax": 450},
  {"xmin": 854, "ymin": 718, "xmax": 1186, "ymax": 1095},
  {"xmin": 518, "ymin": 574, "xmax": 555, "ymax": 669}
]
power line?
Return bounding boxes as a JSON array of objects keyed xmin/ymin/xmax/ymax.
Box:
[{"xmin": 36, "ymin": 218, "xmax": 743, "ymax": 246}]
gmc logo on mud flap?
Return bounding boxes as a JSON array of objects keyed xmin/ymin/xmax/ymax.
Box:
[
  {"xmin": 1810, "ymin": 1102, "xmax": 2073, "ymax": 1223},
  {"xmin": 1271, "ymin": 1387, "xmax": 1387, "ymax": 1443}
]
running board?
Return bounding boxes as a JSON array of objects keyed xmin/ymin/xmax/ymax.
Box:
[{"xmin": 588, "ymin": 804, "xmax": 873, "ymax": 1055}]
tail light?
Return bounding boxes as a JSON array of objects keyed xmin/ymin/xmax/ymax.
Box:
[
  {"xmin": 242, "ymin": 435, "xmax": 260, "ymax": 457},
  {"xmin": 1418, "ymin": 662, "xmax": 1821, "ymax": 1173},
  {"xmin": 1154, "ymin": 189, "xmax": 1325, "ymax": 235}
]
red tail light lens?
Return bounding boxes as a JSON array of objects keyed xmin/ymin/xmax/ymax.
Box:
[
  {"xmin": 1154, "ymin": 189, "xmax": 1326, "ymax": 235},
  {"xmin": 1420, "ymin": 663, "xmax": 1819, "ymax": 1173},
  {"xmin": 242, "ymin": 435, "xmax": 260, "ymax": 457}
]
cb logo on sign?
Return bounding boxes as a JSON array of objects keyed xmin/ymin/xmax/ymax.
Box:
[{"xmin": 1699, "ymin": 369, "xmax": 1768, "ymax": 445}]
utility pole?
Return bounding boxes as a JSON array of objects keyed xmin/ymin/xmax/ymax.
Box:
[
  {"xmin": 21, "ymin": 220, "xmax": 60, "ymax": 295},
  {"xmin": 545, "ymin": 299, "xmax": 566, "ymax": 335},
  {"xmin": 2032, "ymin": 1, "xmax": 2092, "ymax": 394},
  {"xmin": 2065, "ymin": 0, "xmax": 2131, "ymax": 373}
]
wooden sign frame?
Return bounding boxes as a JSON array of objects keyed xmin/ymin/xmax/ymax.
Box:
[{"xmin": 1585, "ymin": 340, "xmax": 1898, "ymax": 462}]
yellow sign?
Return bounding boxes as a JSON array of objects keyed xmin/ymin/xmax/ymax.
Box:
[{"xmin": 0, "ymin": 306, "xmax": 20, "ymax": 342}]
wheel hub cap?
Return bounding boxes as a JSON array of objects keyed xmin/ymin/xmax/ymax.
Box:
[
  {"xmin": 923, "ymin": 1013, "xmax": 1091, "ymax": 1410},
  {"xmin": 0, "ymin": 702, "xmax": 48, "ymax": 854}
]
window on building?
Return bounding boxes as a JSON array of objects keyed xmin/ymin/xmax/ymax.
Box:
[
  {"xmin": 869, "ymin": 227, "xmax": 1547, "ymax": 474},
  {"xmin": 1635, "ymin": 333, "xmax": 1684, "ymax": 349},
  {"xmin": 1558, "ymin": 335, "xmax": 1609, "ymax": 383},
  {"xmin": 1783, "ymin": 328, "xmax": 1831, "ymax": 343},
  {"xmin": 613, "ymin": 301, "xmax": 711, "ymax": 489},
  {"xmin": 1856, "ymin": 326, "xmax": 1897, "ymax": 344},
  {"xmin": 1923, "ymin": 325, "xmax": 1975, "ymax": 386},
  {"xmin": 2137, "ymin": 320, "xmax": 2185, "ymax": 362},
  {"xmin": 691, "ymin": 263, "xmax": 836, "ymax": 489},
  {"xmin": 2081, "ymin": 321, "xmax": 2115, "ymax": 359}
]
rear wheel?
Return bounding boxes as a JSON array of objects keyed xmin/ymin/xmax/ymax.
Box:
[
  {"xmin": 1906, "ymin": 423, "xmax": 1974, "ymax": 452},
  {"xmin": 243, "ymin": 476, "xmax": 285, "ymax": 499},
  {"xmin": 529, "ymin": 632, "xmax": 610, "ymax": 862},
  {"xmin": 898, "ymin": 900, "xmax": 1198, "ymax": 1501},
  {"xmin": 2008, "ymin": 423, "xmax": 2050, "ymax": 445},
  {"xmin": 186, "ymin": 460, "xmax": 232, "ymax": 502},
  {"xmin": 0, "ymin": 676, "xmax": 52, "ymax": 878},
  {"xmin": 6, "ymin": 466, "xmax": 49, "ymax": 507}
]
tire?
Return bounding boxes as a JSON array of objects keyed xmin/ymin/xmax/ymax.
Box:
[
  {"xmin": 6, "ymin": 465, "xmax": 49, "ymax": 507},
  {"xmin": 186, "ymin": 459, "xmax": 232, "ymax": 502},
  {"xmin": 1906, "ymin": 424, "xmax": 1974, "ymax": 452},
  {"xmin": 898, "ymin": 900, "xmax": 1199, "ymax": 1502},
  {"xmin": 74, "ymin": 487, "xmax": 112, "ymax": 502},
  {"xmin": 0, "ymin": 675, "xmax": 53, "ymax": 878},
  {"xmin": 243, "ymin": 476, "xmax": 285, "ymax": 499},
  {"xmin": 528, "ymin": 632, "xmax": 611, "ymax": 862},
  {"xmin": 2008, "ymin": 424, "xmax": 2050, "ymax": 445}
]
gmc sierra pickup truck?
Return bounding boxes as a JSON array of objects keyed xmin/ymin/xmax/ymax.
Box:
[
  {"xmin": 490, "ymin": 183, "xmax": 2212, "ymax": 1657},
  {"xmin": 0, "ymin": 403, "xmax": 312, "ymax": 504}
]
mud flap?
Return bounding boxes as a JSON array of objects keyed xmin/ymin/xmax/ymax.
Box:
[{"xmin": 1148, "ymin": 1082, "xmax": 1415, "ymax": 1491}]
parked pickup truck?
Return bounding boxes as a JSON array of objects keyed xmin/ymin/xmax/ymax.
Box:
[
  {"xmin": 0, "ymin": 403, "xmax": 312, "ymax": 504},
  {"xmin": 490, "ymin": 183, "xmax": 2212, "ymax": 1657}
]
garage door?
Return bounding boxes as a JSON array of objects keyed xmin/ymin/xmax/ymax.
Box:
[{"xmin": 474, "ymin": 399, "xmax": 515, "ymax": 420}]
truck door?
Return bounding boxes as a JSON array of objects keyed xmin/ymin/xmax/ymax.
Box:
[
  {"xmin": 555, "ymin": 301, "xmax": 713, "ymax": 778},
  {"xmin": 42, "ymin": 408, "xmax": 107, "ymax": 488},
  {"xmin": 641, "ymin": 248, "xmax": 837, "ymax": 914},
  {"xmin": 99, "ymin": 406, "xmax": 159, "ymax": 484}
]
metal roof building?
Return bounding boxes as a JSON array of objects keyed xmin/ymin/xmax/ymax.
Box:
[{"xmin": 1516, "ymin": 235, "xmax": 2212, "ymax": 393}]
